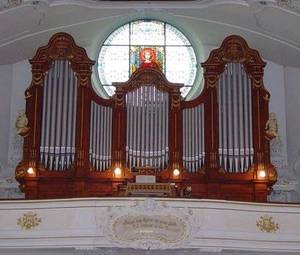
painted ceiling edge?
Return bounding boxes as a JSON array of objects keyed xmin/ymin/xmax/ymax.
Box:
[
  {"xmin": 0, "ymin": 0, "xmax": 299, "ymax": 50},
  {"xmin": 1, "ymin": 0, "xmax": 299, "ymax": 11}
]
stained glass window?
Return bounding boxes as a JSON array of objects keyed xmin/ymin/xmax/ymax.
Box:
[{"xmin": 97, "ymin": 20, "xmax": 197, "ymax": 98}]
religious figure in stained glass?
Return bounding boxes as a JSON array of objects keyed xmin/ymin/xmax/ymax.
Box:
[
  {"xmin": 139, "ymin": 48, "xmax": 159, "ymax": 69},
  {"xmin": 97, "ymin": 20, "xmax": 197, "ymax": 98}
]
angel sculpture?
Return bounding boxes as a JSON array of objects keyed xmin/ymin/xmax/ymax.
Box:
[
  {"xmin": 15, "ymin": 111, "xmax": 30, "ymax": 137},
  {"xmin": 265, "ymin": 112, "xmax": 278, "ymax": 140}
]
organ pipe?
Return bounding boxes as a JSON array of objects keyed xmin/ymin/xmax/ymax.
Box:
[
  {"xmin": 182, "ymin": 104, "xmax": 205, "ymax": 172},
  {"xmin": 40, "ymin": 60, "xmax": 77, "ymax": 171},
  {"xmin": 89, "ymin": 102, "xmax": 113, "ymax": 171},
  {"xmin": 125, "ymin": 86, "xmax": 169, "ymax": 171},
  {"xmin": 218, "ymin": 63, "xmax": 254, "ymax": 173}
]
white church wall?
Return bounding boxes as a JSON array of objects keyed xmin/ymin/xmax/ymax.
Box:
[
  {"xmin": 7, "ymin": 60, "xmax": 31, "ymax": 177},
  {"xmin": 284, "ymin": 67, "xmax": 300, "ymax": 178},
  {"xmin": 263, "ymin": 62, "xmax": 298, "ymax": 202},
  {"xmin": 0, "ymin": 64, "xmax": 12, "ymax": 176},
  {"xmin": 264, "ymin": 61, "xmax": 288, "ymax": 172},
  {"xmin": 0, "ymin": 60, "xmax": 30, "ymax": 198}
]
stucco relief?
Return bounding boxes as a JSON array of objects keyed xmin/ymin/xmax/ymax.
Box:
[
  {"xmin": 0, "ymin": 108, "xmax": 25, "ymax": 198},
  {"xmin": 0, "ymin": 0, "xmax": 22, "ymax": 11},
  {"xmin": 264, "ymin": 111, "xmax": 299, "ymax": 203},
  {"xmin": 98, "ymin": 198, "xmax": 201, "ymax": 250},
  {"xmin": 276, "ymin": 0, "xmax": 300, "ymax": 10},
  {"xmin": 246, "ymin": 0, "xmax": 300, "ymax": 11},
  {"xmin": 7, "ymin": 109, "xmax": 24, "ymax": 172},
  {"xmin": 269, "ymin": 112, "xmax": 288, "ymax": 176},
  {"xmin": 0, "ymin": 0, "xmax": 299, "ymax": 15},
  {"xmin": 8, "ymin": 132, "xmax": 22, "ymax": 170},
  {"xmin": 0, "ymin": 125, "xmax": 24, "ymax": 198}
]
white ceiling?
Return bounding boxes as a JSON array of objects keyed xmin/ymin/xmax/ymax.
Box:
[{"xmin": 0, "ymin": 0, "xmax": 300, "ymax": 67}]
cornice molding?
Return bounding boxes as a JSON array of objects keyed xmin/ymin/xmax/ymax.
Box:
[{"xmin": 0, "ymin": 0, "xmax": 299, "ymax": 13}]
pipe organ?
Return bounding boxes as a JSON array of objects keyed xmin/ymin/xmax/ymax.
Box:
[{"xmin": 15, "ymin": 33, "xmax": 277, "ymax": 201}]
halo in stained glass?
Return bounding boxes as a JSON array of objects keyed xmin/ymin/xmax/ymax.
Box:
[{"xmin": 97, "ymin": 20, "xmax": 197, "ymax": 97}]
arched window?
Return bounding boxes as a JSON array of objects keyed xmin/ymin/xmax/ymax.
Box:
[{"xmin": 96, "ymin": 20, "xmax": 197, "ymax": 97}]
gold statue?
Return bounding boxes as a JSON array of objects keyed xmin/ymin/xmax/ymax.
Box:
[
  {"xmin": 15, "ymin": 111, "xmax": 30, "ymax": 137},
  {"xmin": 265, "ymin": 112, "xmax": 278, "ymax": 140}
]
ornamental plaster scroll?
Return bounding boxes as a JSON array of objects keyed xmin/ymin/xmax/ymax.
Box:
[
  {"xmin": 0, "ymin": 0, "xmax": 44, "ymax": 12},
  {"xmin": 98, "ymin": 198, "xmax": 201, "ymax": 250},
  {"xmin": 0, "ymin": 0, "xmax": 22, "ymax": 11}
]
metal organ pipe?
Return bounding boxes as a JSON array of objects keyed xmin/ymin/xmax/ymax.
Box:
[
  {"xmin": 40, "ymin": 60, "xmax": 77, "ymax": 171},
  {"xmin": 89, "ymin": 102, "xmax": 113, "ymax": 171},
  {"xmin": 182, "ymin": 104, "xmax": 205, "ymax": 172},
  {"xmin": 218, "ymin": 63, "xmax": 254, "ymax": 173},
  {"xmin": 125, "ymin": 86, "xmax": 169, "ymax": 171}
]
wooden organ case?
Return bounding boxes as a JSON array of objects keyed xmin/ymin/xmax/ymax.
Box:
[{"xmin": 15, "ymin": 33, "xmax": 277, "ymax": 201}]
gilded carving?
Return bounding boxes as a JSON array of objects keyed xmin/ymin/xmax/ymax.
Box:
[
  {"xmin": 32, "ymin": 73, "xmax": 44, "ymax": 85},
  {"xmin": 256, "ymin": 215, "xmax": 279, "ymax": 233},
  {"xmin": 171, "ymin": 95, "xmax": 181, "ymax": 108},
  {"xmin": 265, "ymin": 112, "xmax": 278, "ymax": 140},
  {"xmin": 206, "ymin": 76, "xmax": 218, "ymax": 87},
  {"xmin": 15, "ymin": 166, "xmax": 26, "ymax": 180},
  {"xmin": 253, "ymin": 79, "xmax": 262, "ymax": 88},
  {"xmin": 114, "ymin": 68, "xmax": 182, "ymax": 94},
  {"xmin": 223, "ymin": 41, "xmax": 245, "ymax": 62},
  {"xmin": 202, "ymin": 35, "xmax": 266, "ymax": 83},
  {"xmin": 263, "ymin": 94, "xmax": 270, "ymax": 101},
  {"xmin": 15, "ymin": 112, "xmax": 30, "ymax": 137},
  {"xmin": 25, "ymin": 90, "xmax": 32, "ymax": 99},
  {"xmin": 30, "ymin": 33, "xmax": 94, "ymax": 75},
  {"xmin": 114, "ymin": 93, "xmax": 124, "ymax": 107},
  {"xmin": 17, "ymin": 212, "xmax": 42, "ymax": 230}
]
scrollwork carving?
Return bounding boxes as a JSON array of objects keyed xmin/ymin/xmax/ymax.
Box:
[
  {"xmin": 202, "ymin": 35, "xmax": 266, "ymax": 86},
  {"xmin": 99, "ymin": 198, "xmax": 201, "ymax": 250},
  {"xmin": 113, "ymin": 68, "xmax": 183, "ymax": 94},
  {"xmin": 30, "ymin": 32, "xmax": 94, "ymax": 75}
]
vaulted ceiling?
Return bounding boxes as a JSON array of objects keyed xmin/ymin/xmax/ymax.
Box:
[{"xmin": 0, "ymin": 0, "xmax": 300, "ymax": 67}]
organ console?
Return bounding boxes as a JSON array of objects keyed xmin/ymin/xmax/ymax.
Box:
[{"xmin": 15, "ymin": 32, "xmax": 277, "ymax": 201}]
